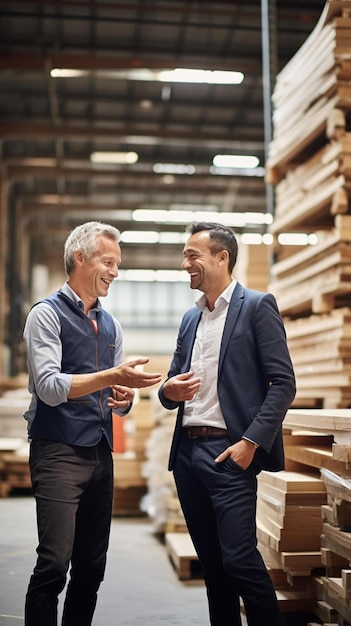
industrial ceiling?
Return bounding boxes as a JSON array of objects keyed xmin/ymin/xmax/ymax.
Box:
[{"xmin": 0, "ymin": 0, "xmax": 326, "ymax": 273}]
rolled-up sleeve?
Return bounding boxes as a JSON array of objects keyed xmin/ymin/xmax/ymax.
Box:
[{"xmin": 23, "ymin": 303, "xmax": 72, "ymax": 406}]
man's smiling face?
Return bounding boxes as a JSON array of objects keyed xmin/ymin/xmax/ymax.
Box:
[
  {"xmin": 181, "ymin": 231, "xmax": 222, "ymax": 293},
  {"xmin": 76, "ymin": 234, "xmax": 121, "ymax": 301}
]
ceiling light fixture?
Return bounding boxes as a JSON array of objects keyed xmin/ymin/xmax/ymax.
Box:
[
  {"xmin": 90, "ymin": 151, "xmax": 138, "ymax": 164},
  {"xmin": 50, "ymin": 67, "xmax": 244, "ymax": 85},
  {"xmin": 118, "ymin": 269, "xmax": 190, "ymax": 282},
  {"xmin": 153, "ymin": 163, "xmax": 196, "ymax": 175},
  {"xmin": 277, "ymin": 233, "xmax": 318, "ymax": 245},
  {"xmin": 50, "ymin": 68, "xmax": 88, "ymax": 78},
  {"xmin": 120, "ymin": 231, "xmax": 159, "ymax": 243},
  {"xmin": 132, "ymin": 209, "xmax": 272, "ymax": 227},
  {"xmin": 213, "ymin": 155, "xmax": 260, "ymax": 168},
  {"xmin": 210, "ymin": 166, "xmax": 265, "ymax": 177},
  {"xmin": 158, "ymin": 68, "xmax": 244, "ymax": 84}
]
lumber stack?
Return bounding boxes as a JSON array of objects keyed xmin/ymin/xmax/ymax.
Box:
[
  {"xmin": 281, "ymin": 408, "xmax": 351, "ymax": 625},
  {"xmin": 0, "ymin": 385, "xmax": 31, "ymax": 496},
  {"xmin": 266, "ymin": 0, "xmax": 351, "ymax": 410},
  {"xmin": 0, "ymin": 439, "xmax": 30, "ymax": 496},
  {"xmin": 266, "ymin": 0, "xmax": 351, "ymax": 184},
  {"xmin": 112, "ymin": 355, "xmax": 173, "ymax": 517},
  {"xmin": 257, "ymin": 467, "xmax": 326, "ymax": 614},
  {"xmin": 284, "ymin": 308, "xmax": 351, "ymax": 409},
  {"xmin": 113, "ymin": 398, "xmax": 153, "ymax": 516},
  {"xmin": 141, "ymin": 393, "xmax": 187, "ymax": 533},
  {"xmin": 235, "ymin": 241, "xmax": 270, "ymax": 292}
]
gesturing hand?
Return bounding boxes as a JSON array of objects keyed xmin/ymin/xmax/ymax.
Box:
[
  {"xmin": 107, "ymin": 385, "xmax": 135, "ymax": 408},
  {"xmin": 113, "ymin": 358, "xmax": 162, "ymax": 389},
  {"xmin": 162, "ymin": 371, "xmax": 201, "ymax": 402}
]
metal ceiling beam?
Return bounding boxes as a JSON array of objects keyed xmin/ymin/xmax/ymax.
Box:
[
  {"xmin": 0, "ymin": 51, "xmax": 263, "ymax": 75},
  {"xmin": 0, "ymin": 121, "xmax": 264, "ymax": 144}
]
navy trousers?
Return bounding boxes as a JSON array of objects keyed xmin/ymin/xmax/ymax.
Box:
[
  {"xmin": 25, "ymin": 436, "xmax": 113, "ymax": 626},
  {"xmin": 173, "ymin": 434, "xmax": 283, "ymax": 626}
]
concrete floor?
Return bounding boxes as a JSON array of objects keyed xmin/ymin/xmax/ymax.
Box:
[
  {"xmin": 0, "ymin": 495, "xmax": 215, "ymax": 626},
  {"xmin": 0, "ymin": 496, "xmax": 315, "ymax": 626}
]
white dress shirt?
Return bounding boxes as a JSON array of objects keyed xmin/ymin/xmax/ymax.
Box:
[{"xmin": 182, "ymin": 280, "xmax": 236, "ymax": 429}]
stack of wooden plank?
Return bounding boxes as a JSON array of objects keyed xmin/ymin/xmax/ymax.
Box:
[
  {"xmin": 256, "ymin": 467, "xmax": 326, "ymax": 613},
  {"xmin": 266, "ymin": 0, "xmax": 351, "ymax": 182},
  {"xmin": 266, "ymin": 0, "xmax": 351, "ymax": 411},
  {"xmin": 112, "ymin": 355, "xmax": 173, "ymax": 517},
  {"xmin": 282, "ymin": 408, "xmax": 351, "ymax": 625},
  {"xmin": 284, "ymin": 308, "xmax": 351, "ymax": 408},
  {"xmin": 271, "ymin": 216, "xmax": 351, "ymax": 318},
  {"xmin": 0, "ymin": 438, "xmax": 30, "ymax": 497},
  {"xmin": 113, "ymin": 400, "xmax": 152, "ymax": 517},
  {"xmin": 141, "ymin": 394, "xmax": 186, "ymax": 533},
  {"xmin": 235, "ymin": 242, "xmax": 270, "ymax": 292},
  {"xmin": 0, "ymin": 385, "xmax": 31, "ymax": 497}
]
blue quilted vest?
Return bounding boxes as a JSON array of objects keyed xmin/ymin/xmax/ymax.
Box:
[{"xmin": 29, "ymin": 290, "xmax": 116, "ymax": 447}]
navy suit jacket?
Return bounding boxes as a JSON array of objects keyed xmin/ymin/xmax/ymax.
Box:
[{"xmin": 159, "ymin": 282, "xmax": 296, "ymax": 472}]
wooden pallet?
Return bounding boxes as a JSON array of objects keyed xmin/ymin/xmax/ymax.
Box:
[
  {"xmin": 165, "ymin": 532, "xmax": 201, "ymax": 580},
  {"xmin": 0, "ymin": 448, "xmax": 31, "ymax": 496}
]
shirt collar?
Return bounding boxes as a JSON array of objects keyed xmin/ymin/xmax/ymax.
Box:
[
  {"xmin": 61, "ymin": 281, "xmax": 103, "ymax": 313},
  {"xmin": 196, "ymin": 279, "xmax": 236, "ymax": 311}
]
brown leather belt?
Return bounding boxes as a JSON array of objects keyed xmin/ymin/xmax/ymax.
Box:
[{"xmin": 182, "ymin": 426, "xmax": 228, "ymax": 439}]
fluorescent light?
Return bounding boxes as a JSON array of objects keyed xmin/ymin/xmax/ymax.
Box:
[
  {"xmin": 158, "ymin": 232, "xmax": 188, "ymax": 244},
  {"xmin": 133, "ymin": 209, "xmax": 194, "ymax": 223},
  {"xmin": 153, "ymin": 163, "xmax": 196, "ymax": 175},
  {"xmin": 277, "ymin": 233, "xmax": 317, "ymax": 246},
  {"xmin": 210, "ymin": 166, "xmax": 265, "ymax": 177},
  {"xmin": 262, "ymin": 233, "xmax": 273, "ymax": 245},
  {"xmin": 120, "ymin": 231, "xmax": 159, "ymax": 243},
  {"xmin": 242, "ymin": 212, "xmax": 273, "ymax": 225},
  {"xmin": 240, "ymin": 233, "xmax": 264, "ymax": 245},
  {"xmin": 132, "ymin": 208, "xmax": 272, "ymax": 227},
  {"xmin": 213, "ymin": 155, "xmax": 259, "ymax": 168},
  {"xmin": 50, "ymin": 68, "xmax": 87, "ymax": 78},
  {"xmin": 121, "ymin": 269, "xmax": 156, "ymax": 281},
  {"xmin": 50, "ymin": 67, "xmax": 244, "ymax": 85},
  {"xmin": 118, "ymin": 269, "xmax": 190, "ymax": 282},
  {"xmin": 155, "ymin": 270, "xmax": 189, "ymax": 281},
  {"xmin": 90, "ymin": 151, "xmax": 138, "ymax": 164},
  {"xmin": 162, "ymin": 175, "xmax": 175, "ymax": 184},
  {"xmin": 158, "ymin": 68, "xmax": 244, "ymax": 84},
  {"xmin": 168, "ymin": 204, "xmax": 218, "ymax": 212}
]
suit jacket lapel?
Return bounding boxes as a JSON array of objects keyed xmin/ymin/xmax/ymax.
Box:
[
  {"xmin": 218, "ymin": 282, "xmax": 244, "ymax": 374},
  {"xmin": 185, "ymin": 308, "xmax": 202, "ymax": 371}
]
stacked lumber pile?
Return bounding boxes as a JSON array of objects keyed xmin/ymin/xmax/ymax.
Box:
[
  {"xmin": 257, "ymin": 466, "xmax": 327, "ymax": 614},
  {"xmin": 113, "ymin": 398, "xmax": 154, "ymax": 516},
  {"xmin": 235, "ymin": 241, "xmax": 270, "ymax": 292},
  {"xmin": 266, "ymin": 0, "xmax": 351, "ymax": 409},
  {"xmin": 0, "ymin": 385, "xmax": 30, "ymax": 496},
  {"xmin": 0, "ymin": 438, "xmax": 30, "ymax": 496},
  {"xmin": 282, "ymin": 408, "xmax": 351, "ymax": 625},
  {"xmin": 266, "ymin": 0, "xmax": 351, "ymax": 184},
  {"xmin": 141, "ymin": 393, "xmax": 186, "ymax": 533},
  {"xmin": 284, "ymin": 307, "xmax": 351, "ymax": 409},
  {"xmin": 113, "ymin": 355, "xmax": 174, "ymax": 517}
]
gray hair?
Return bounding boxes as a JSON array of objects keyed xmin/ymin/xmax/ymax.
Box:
[{"xmin": 64, "ymin": 221, "xmax": 121, "ymax": 275}]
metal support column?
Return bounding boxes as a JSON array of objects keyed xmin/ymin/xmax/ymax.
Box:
[{"xmin": 261, "ymin": 0, "xmax": 278, "ymax": 220}]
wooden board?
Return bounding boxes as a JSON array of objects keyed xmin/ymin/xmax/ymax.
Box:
[
  {"xmin": 284, "ymin": 409, "xmax": 351, "ymax": 444},
  {"xmin": 165, "ymin": 532, "xmax": 200, "ymax": 580},
  {"xmin": 258, "ymin": 470, "xmax": 327, "ymax": 493}
]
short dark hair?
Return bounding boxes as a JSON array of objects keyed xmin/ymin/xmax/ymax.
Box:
[{"xmin": 187, "ymin": 222, "xmax": 238, "ymax": 273}]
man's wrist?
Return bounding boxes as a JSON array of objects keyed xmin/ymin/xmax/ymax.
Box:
[{"xmin": 243, "ymin": 437, "xmax": 259, "ymax": 449}]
